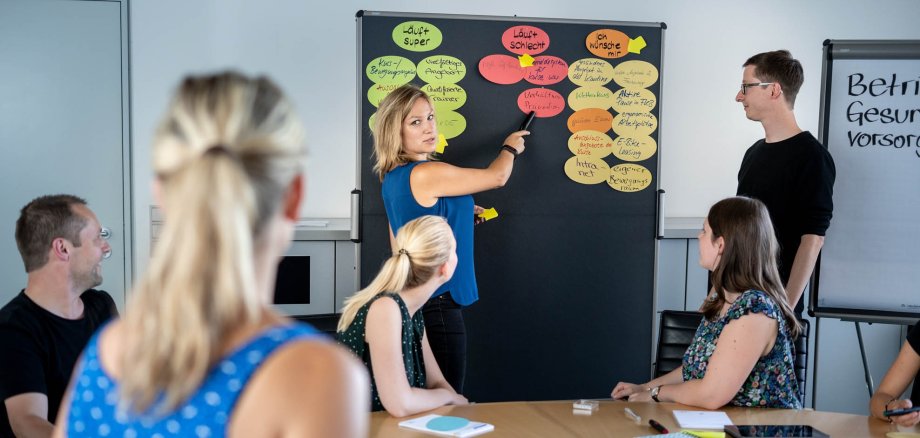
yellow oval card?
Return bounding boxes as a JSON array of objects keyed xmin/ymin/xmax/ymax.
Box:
[
  {"xmin": 611, "ymin": 135, "xmax": 657, "ymax": 162},
  {"xmin": 568, "ymin": 58, "xmax": 615, "ymax": 87},
  {"xmin": 564, "ymin": 156, "xmax": 610, "ymax": 185},
  {"xmin": 367, "ymin": 83, "xmax": 403, "ymax": 107},
  {"xmin": 418, "ymin": 55, "xmax": 466, "ymax": 84},
  {"xmin": 423, "ymin": 83, "xmax": 467, "ymax": 112},
  {"xmin": 608, "ymin": 164, "xmax": 652, "ymax": 192},
  {"xmin": 568, "ymin": 130, "xmax": 613, "ymax": 158},
  {"xmin": 366, "ymin": 56, "xmax": 416, "ymax": 85},
  {"xmin": 436, "ymin": 109, "xmax": 467, "ymax": 139},
  {"xmin": 568, "ymin": 86, "xmax": 615, "ymax": 111},
  {"xmin": 611, "ymin": 88, "xmax": 657, "ymax": 113},
  {"xmin": 612, "ymin": 112, "xmax": 658, "ymax": 137},
  {"xmin": 392, "ymin": 21, "xmax": 443, "ymax": 52},
  {"xmin": 612, "ymin": 60, "xmax": 659, "ymax": 89}
]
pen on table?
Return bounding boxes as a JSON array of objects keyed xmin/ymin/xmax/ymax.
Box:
[
  {"xmin": 624, "ymin": 407, "xmax": 641, "ymax": 423},
  {"xmin": 648, "ymin": 418, "xmax": 669, "ymax": 434}
]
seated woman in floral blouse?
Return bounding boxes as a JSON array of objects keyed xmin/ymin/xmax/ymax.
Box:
[{"xmin": 612, "ymin": 196, "xmax": 803, "ymax": 409}]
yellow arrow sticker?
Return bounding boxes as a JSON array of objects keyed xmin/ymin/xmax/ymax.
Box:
[
  {"xmin": 519, "ymin": 53, "xmax": 534, "ymax": 67},
  {"xmin": 627, "ymin": 36, "xmax": 647, "ymax": 54},
  {"xmin": 435, "ymin": 134, "xmax": 448, "ymax": 153},
  {"xmin": 478, "ymin": 207, "xmax": 498, "ymax": 221}
]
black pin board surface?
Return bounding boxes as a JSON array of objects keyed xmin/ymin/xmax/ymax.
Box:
[
  {"xmin": 357, "ymin": 11, "xmax": 665, "ymax": 401},
  {"xmin": 812, "ymin": 40, "xmax": 920, "ymax": 324}
]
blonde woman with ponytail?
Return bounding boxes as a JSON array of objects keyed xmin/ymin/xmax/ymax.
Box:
[
  {"xmin": 338, "ymin": 215, "xmax": 468, "ymax": 417},
  {"xmin": 53, "ymin": 72, "xmax": 368, "ymax": 438}
]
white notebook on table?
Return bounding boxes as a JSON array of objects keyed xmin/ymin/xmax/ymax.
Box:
[
  {"xmin": 672, "ymin": 410, "xmax": 733, "ymax": 429},
  {"xmin": 398, "ymin": 414, "xmax": 494, "ymax": 437}
]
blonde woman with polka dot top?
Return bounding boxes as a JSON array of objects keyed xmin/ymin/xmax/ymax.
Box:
[{"xmin": 52, "ymin": 72, "xmax": 369, "ymax": 438}]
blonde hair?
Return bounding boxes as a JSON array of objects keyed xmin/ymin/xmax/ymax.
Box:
[
  {"xmin": 121, "ymin": 71, "xmax": 306, "ymax": 412},
  {"xmin": 371, "ymin": 84, "xmax": 435, "ymax": 181},
  {"xmin": 337, "ymin": 216, "xmax": 453, "ymax": 331},
  {"xmin": 699, "ymin": 197, "xmax": 802, "ymax": 338}
]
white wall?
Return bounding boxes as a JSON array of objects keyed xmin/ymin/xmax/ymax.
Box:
[
  {"xmin": 130, "ymin": 0, "xmax": 920, "ymax": 269},
  {"xmin": 129, "ymin": 0, "xmax": 920, "ymax": 415}
]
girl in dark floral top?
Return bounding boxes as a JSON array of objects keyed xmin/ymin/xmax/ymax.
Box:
[
  {"xmin": 612, "ymin": 197, "xmax": 802, "ymax": 409},
  {"xmin": 337, "ymin": 216, "xmax": 467, "ymax": 416}
]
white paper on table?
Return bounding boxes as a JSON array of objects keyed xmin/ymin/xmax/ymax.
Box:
[{"xmin": 671, "ymin": 410, "xmax": 733, "ymax": 429}]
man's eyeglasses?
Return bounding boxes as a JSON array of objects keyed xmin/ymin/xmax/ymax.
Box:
[
  {"xmin": 740, "ymin": 82, "xmax": 774, "ymax": 95},
  {"xmin": 100, "ymin": 226, "xmax": 112, "ymax": 259}
]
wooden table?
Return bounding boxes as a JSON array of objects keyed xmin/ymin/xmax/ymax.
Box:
[{"xmin": 370, "ymin": 400, "xmax": 919, "ymax": 437}]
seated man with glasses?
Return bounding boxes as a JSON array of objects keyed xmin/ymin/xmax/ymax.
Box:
[
  {"xmin": 734, "ymin": 50, "xmax": 836, "ymax": 317},
  {"xmin": 0, "ymin": 195, "xmax": 118, "ymax": 438}
]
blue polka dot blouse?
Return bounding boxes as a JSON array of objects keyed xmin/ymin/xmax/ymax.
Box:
[{"xmin": 65, "ymin": 323, "xmax": 321, "ymax": 437}]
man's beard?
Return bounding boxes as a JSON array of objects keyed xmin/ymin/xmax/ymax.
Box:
[{"xmin": 76, "ymin": 267, "xmax": 103, "ymax": 291}]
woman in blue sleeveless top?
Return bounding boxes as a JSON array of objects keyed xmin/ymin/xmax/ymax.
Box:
[
  {"xmin": 612, "ymin": 197, "xmax": 803, "ymax": 409},
  {"xmin": 53, "ymin": 72, "xmax": 369, "ymax": 437},
  {"xmin": 337, "ymin": 216, "xmax": 468, "ymax": 416},
  {"xmin": 372, "ymin": 84, "xmax": 529, "ymax": 393}
]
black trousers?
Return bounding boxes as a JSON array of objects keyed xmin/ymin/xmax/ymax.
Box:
[{"xmin": 422, "ymin": 293, "xmax": 467, "ymax": 393}]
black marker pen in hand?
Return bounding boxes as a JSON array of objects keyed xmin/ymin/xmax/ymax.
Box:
[
  {"xmin": 519, "ymin": 110, "xmax": 536, "ymax": 131},
  {"xmin": 502, "ymin": 112, "xmax": 532, "ymax": 159}
]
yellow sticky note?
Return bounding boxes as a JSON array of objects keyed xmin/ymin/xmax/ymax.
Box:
[
  {"xmin": 435, "ymin": 134, "xmax": 448, "ymax": 153},
  {"xmin": 628, "ymin": 36, "xmax": 647, "ymax": 54},
  {"xmin": 681, "ymin": 430, "xmax": 725, "ymax": 438},
  {"xmin": 478, "ymin": 207, "xmax": 498, "ymax": 221},
  {"xmin": 518, "ymin": 53, "xmax": 534, "ymax": 67}
]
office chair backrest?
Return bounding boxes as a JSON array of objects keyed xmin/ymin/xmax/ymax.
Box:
[
  {"xmin": 654, "ymin": 310, "xmax": 703, "ymax": 378},
  {"xmin": 794, "ymin": 318, "xmax": 810, "ymax": 404}
]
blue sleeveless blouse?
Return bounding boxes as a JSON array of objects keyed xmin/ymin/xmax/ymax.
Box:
[{"xmin": 382, "ymin": 161, "xmax": 477, "ymax": 305}]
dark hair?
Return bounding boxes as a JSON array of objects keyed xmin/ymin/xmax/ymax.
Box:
[
  {"xmin": 15, "ymin": 194, "xmax": 88, "ymax": 272},
  {"xmin": 699, "ymin": 197, "xmax": 801, "ymax": 338},
  {"xmin": 743, "ymin": 50, "xmax": 804, "ymax": 108}
]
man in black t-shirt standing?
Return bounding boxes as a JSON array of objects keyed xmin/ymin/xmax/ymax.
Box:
[
  {"xmin": 0, "ymin": 195, "xmax": 118, "ymax": 437},
  {"xmin": 735, "ymin": 50, "xmax": 836, "ymax": 315}
]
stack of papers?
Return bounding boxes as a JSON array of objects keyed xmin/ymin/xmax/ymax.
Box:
[
  {"xmin": 672, "ymin": 410, "xmax": 733, "ymax": 429},
  {"xmin": 398, "ymin": 414, "xmax": 494, "ymax": 437}
]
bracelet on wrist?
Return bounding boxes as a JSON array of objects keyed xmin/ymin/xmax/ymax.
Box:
[{"xmin": 501, "ymin": 145, "xmax": 519, "ymax": 158}]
